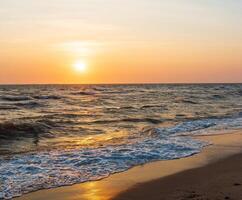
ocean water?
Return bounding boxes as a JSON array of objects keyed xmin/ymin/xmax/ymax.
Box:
[{"xmin": 1, "ymin": 84, "xmax": 242, "ymax": 199}]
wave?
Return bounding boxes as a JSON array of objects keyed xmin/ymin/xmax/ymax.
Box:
[
  {"xmin": 1, "ymin": 95, "xmax": 32, "ymax": 102},
  {"xmin": 209, "ymin": 94, "xmax": 226, "ymax": 100},
  {"xmin": 90, "ymin": 118, "xmax": 163, "ymax": 124},
  {"xmin": 32, "ymin": 95, "xmax": 62, "ymax": 100},
  {"xmin": 0, "ymin": 121, "xmax": 52, "ymax": 140},
  {"xmin": 14, "ymin": 101, "xmax": 42, "ymax": 109},
  {"xmin": 175, "ymin": 98, "xmax": 198, "ymax": 104},
  {"xmin": 0, "ymin": 125, "xmax": 207, "ymax": 199},
  {"xmin": 181, "ymin": 99, "xmax": 198, "ymax": 104},
  {"xmin": 140, "ymin": 119, "xmax": 215, "ymax": 138},
  {"xmin": 0, "ymin": 94, "xmax": 61, "ymax": 102},
  {"xmin": 236, "ymin": 90, "xmax": 242, "ymax": 96},
  {"xmin": 0, "ymin": 105, "xmax": 19, "ymax": 110},
  {"xmin": 140, "ymin": 104, "xmax": 166, "ymax": 109},
  {"xmin": 1, "ymin": 115, "xmax": 242, "ymax": 199},
  {"xmin": 119, "ymin": 106, "xmax": 136, "ymax": 109},
  {"xmin": 70, "ymin": 91, "xmax": 95, "ymax": 96},
  {"xmin": 93, "ymin": 87, "xmax": 107, "ymax": 91}
]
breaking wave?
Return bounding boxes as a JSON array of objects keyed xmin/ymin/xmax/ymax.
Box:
[
  {"xmin": 1, "ymin": 116, "xmax": 242, "ymax": 199},
  {"xmin": 0, "ymin": 121, "xmax": 52, "ymax": 140}
]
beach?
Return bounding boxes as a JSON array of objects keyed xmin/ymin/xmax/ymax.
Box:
[
  {"xmin": 16, "ymin": 131, "xmax": 242, "ymax": 200},
  {"xmin": 1, "ymin": 0, "xmax": 242, "ymax": 199}
]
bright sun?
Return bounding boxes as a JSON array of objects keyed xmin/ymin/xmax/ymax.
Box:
[{"xmin": 73, "ymin": 61, "xmax": 87, "ymax": 73}]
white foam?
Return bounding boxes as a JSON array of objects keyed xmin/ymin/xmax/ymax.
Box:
[
  {"xmin": 1, "ymin": 116, "xmax": 242, "ymax": 199},
  {"xmin": 0, "ymin": 134, "xmax": 206, "ymax": 199}
]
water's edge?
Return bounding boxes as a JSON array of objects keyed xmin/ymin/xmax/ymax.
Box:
[{"xmin": 14, "ymin": 130, "xmax": 242, "ymax": 200}]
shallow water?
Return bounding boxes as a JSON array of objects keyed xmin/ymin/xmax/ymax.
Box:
[{"xmin": 1, "ymin": 84, "xmax": 242, "ymax": 199}]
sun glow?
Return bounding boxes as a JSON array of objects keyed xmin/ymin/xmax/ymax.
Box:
[{"xmin": 73, "ymin": 61, "xmax": 87, "ymax": 73}]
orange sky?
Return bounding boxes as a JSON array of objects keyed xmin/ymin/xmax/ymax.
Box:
[{"xmin": 0, "ymin": 0, "xmax": 242, "ymax": 84}]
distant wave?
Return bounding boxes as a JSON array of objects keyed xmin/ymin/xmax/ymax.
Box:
[
  {"xmin": 119, "ymin": 106, "xmax": 136, "ymax": 110},
  {"xmin": 0, "ymin": 101, "xmax": 42, "ymax": 110},
  {"xmin": 0, "ymin": 95, "xmax": 60, "ymax": 103},
  {"xmin": 175, "ymin": 98, "xmax": 198, "ymax": 104},
  {"xmin": 14, "ymin": 101, "xmax": 42, "ymax": 108},
  {"xmin": 1, "ymin": 95, "xmax": 32, "ymax": 102},
  {"xmin": 140, "ymin": 104, "xmax": 166, "ymax": 109},
  {"xmin": 238, "ymin": 90, "xmax": 242, "ymax": 96},
  {"xmin": 209, "ymin": 94, "xmax": 226, "ymax": 100},
  {"xmin": 180, "ymin": 99, "xmax": 198, "ymax": 104},
  {"xmin": 93, "ymin": 87, "xmax": 107, "ymax": 91},
  {"xmin": 70, "ymin": 91, "xmax": 95, "ymax": 96},
  {"xmin": 32, "ymin": 95, "xmax": 62, "ymax": 100},
  {"xmin": 0, "ymin": 105, "xmax": 19, "ymax": 110},
  {"xmin": 88, "ymin": 118, "xmax": 163, "ymax": 125}
]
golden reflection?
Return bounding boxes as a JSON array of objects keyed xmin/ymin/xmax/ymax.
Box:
[
  {"xmin": 74, "ymin": 131, "xmax": 130, "ymax": 147},
  {"xmin": 45, "ymin": 131, "xmax": 131, "ymax": 151},
  {"xmin": 82, "ymin": 182, "xmax": 103, "ymax": 200}
]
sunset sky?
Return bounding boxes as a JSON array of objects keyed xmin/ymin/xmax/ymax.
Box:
[{"xmin": 0, "ymin": 0, "xmax": 242, "ymax": 84}]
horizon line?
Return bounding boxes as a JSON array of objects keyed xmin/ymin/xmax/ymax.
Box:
[{"xmin": 0, "ymin": 82, "xmax": 242, "ymax": 86}]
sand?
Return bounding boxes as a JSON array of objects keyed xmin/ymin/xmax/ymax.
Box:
[
  {"xmin": 114, "ymin": 146, "xmax": 242, "ymax": 200},
  {"xmin": 16, "ymin": 131, "xmax": 242, "ymax": 200}
]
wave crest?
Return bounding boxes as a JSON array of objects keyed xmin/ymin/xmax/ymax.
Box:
[{"xmin": 0, "ymin": 121, "xmax": 52, "ymax": 139}]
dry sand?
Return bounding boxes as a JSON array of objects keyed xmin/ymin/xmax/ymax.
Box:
[{"xmin": 16, "ymin": 131, "xmax": 242, "ymax": 200}]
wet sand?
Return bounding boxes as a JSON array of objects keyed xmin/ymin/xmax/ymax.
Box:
[
  {"xmin": 16, "ymin": 131, "xmax": 242, "ymax": 200},
  {"xmin": 114, "ymin": 143, "xmax": 242, "ymax": 200}
]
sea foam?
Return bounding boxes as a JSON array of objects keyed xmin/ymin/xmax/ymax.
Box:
[{"xmin": 1, "ymin": 116, "xmax": 242, "ymax": 199}]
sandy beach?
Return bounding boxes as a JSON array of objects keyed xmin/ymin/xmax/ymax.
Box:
[
  {"xmin": 16, "ymin": 131, "xmax": 242, "ymax": 200},
  {"xmin": 114, "ymin": 136, "xmax": 242, "ymax": 200}
]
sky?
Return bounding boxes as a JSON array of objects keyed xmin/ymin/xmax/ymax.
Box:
[{"xmin": 0, "ymin": 0, "xmax": 242, "ymax": 84}]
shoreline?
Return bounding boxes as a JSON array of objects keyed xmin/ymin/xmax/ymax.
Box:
[
  {"xmin": 114, "ymin": 132, "xmax": 242, "ymax": 200},
  {"xmin": 16, "ymin": 131, "xmax": 242, "ymax": 200},
  {"xmin": 114, "ymin": 153, "xmax": 242, "ymax": 200}
]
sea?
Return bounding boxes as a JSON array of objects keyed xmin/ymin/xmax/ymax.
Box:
[{"xmin": 1, "ymin": 84, "xmax": 242, "ymax": 199}]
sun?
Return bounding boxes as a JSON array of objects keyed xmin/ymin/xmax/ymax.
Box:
[{"xmin": 73, "ymin": 61, "xmax": 87, "ymax": 73}]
